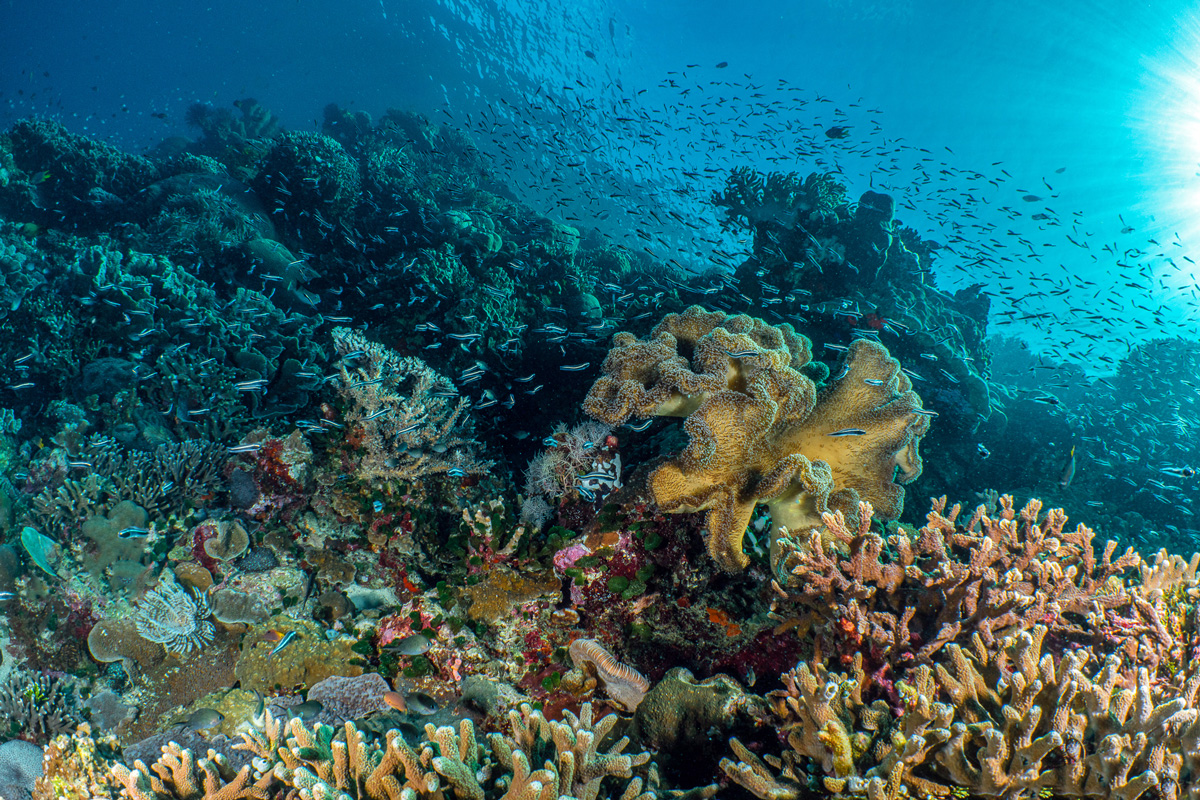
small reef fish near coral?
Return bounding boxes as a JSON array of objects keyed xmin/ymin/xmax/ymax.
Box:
[{"xmin": 3, "ymin": 3, "xmax": 1200, "ymax": 800}]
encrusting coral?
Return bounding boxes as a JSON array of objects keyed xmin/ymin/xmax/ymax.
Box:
[{"xmin": 583, "ymin": 305, "xmax": 930, "ymax": 571}]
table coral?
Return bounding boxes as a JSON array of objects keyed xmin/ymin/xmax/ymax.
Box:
[{"xmin": 583, "ymin": 305, "xmax": 929, "ymax": 571}]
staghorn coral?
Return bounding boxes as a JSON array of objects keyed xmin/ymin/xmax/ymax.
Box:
[
  {"xmin": 29, "ymin": 436, "xmax": 226, "ymax": 531},
  {"xmin": 490, "ymin": 703, "xmax": 653, "ymax": 800},
  {"xmin": 332, "ymin": 327, "xmax": 491, "ymax": 483},
  {"xmin": 712, "ymin": 168, "xmax": 845, "ymax": 231},
  {"xmin": 583, "ymin": 305, "xmax": 929, "ymax": 571},
  {"xmin": 724, "ymin": 622, "xmax": 1200, "ymax": 800},
  {"xmin": 229, "ymin": 702, "xmax": 653, "ymax": 800},
  {"xmin": 0, "ymin": 668, "xmax": 85, "ymax": 744},
  {"xmin": 773, "ymin": 496, "xmax": 1154, "ymax": 673},
  {"xmin": 112, "ymin": 743, "xmax": 268, "ymax": 800},
  {"xmin": 37, "ymin": 700, "xmax": 656, "ymax": 800}
]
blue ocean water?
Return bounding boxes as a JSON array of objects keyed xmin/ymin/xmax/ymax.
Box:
[{"xmin": 2, "ymin": 0, "xmax": 1200, "ymax": 796}]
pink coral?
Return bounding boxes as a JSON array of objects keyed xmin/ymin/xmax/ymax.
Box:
[{"xmin": 553, "ymin": 542, "xmax": 593, "ymax": 572}]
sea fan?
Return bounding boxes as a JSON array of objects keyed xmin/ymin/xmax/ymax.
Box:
[{"xmin": 133, "ymin": 574, "xmax": 214, "ymax": 654}]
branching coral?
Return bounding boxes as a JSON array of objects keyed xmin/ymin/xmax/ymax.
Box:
[
  {"xmin": 712, "ymin": 168, "xmax": 845, "ymax": 231},
  {"xmin": 491, "ymin": 703, "xmax": 653, "ymax": 800},
  {"xmin": 29, "ymin": 436, "xmax": 226, "ymax": 530},
  {"xmin": 724, "ymin": 623, "xmax": 1200, "ymax": 800},
  {"xmin": 112, "ymin": 743, "xmax": 268, "ymax": 800},
  {"xmin": 0, "ymin": 668, "xmax": 85, "ymax": 744},
  {"xmin": 332, "ymin": 327, "xmax": 492, "ymax": 483},
  {"xmin": 228, "ymin": 702, "xmax": 655, "ymax": 800},
  {"xmin": 38, "ymin": 701, "xmax": 656, "ymax": 800},
  {"xmin": 583, "ymin": 305, "xmax": 929, "ymax": 571},
  {"xmin": 774, "ymin": 496, "xmax": 1155, "ymax": 673}
]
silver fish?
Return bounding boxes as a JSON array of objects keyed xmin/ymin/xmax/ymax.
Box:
[
  {"xmin": 405, "ymin": 691, "xmax": 440, "ymax": 715},
  {"xmin": 185, "ymin": 708, "xmax": 225, "ymax": 731},
  {"xmin": 387, "ymin": 633, "xmax": 433, "ymax": 656}
]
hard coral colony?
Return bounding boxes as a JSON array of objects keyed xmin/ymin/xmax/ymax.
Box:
[{"xmin": 0, "ymin": 95, "xmax": 1191, "ymax": 800}]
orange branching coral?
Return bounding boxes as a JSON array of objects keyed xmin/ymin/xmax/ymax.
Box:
[
  {"xmin": 584, "ymin": 305, "xmax": 930, "ymax": 571},
  {"xmin": 774, "ymin": 496, "xmax": 1152, "ymax": 671}
]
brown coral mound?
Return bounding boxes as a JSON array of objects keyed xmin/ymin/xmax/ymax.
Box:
[{"xmin": 584, "ymin": 305, "xmax": 929, "ymax": 571}]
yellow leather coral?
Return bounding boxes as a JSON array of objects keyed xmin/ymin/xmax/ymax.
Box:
[{"xmin": 584, "ymin": 306, "xmax": 930, "ymax": 571}]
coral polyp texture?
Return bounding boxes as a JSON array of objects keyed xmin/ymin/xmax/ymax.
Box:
[
  {"xmin": 39, "ymin": 703, "xmax": 655, "ymax": 800},
  {"xmin": 772, "ymin": 495, "xmax": 1151, "ymax": 671},
  {"xmin": 722, "ymin": 623, "xmax": 1200, "ymax": 800},
  {"xmin": 583, "ymin": 305, "xmax": 930, "ymax": 570}
]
